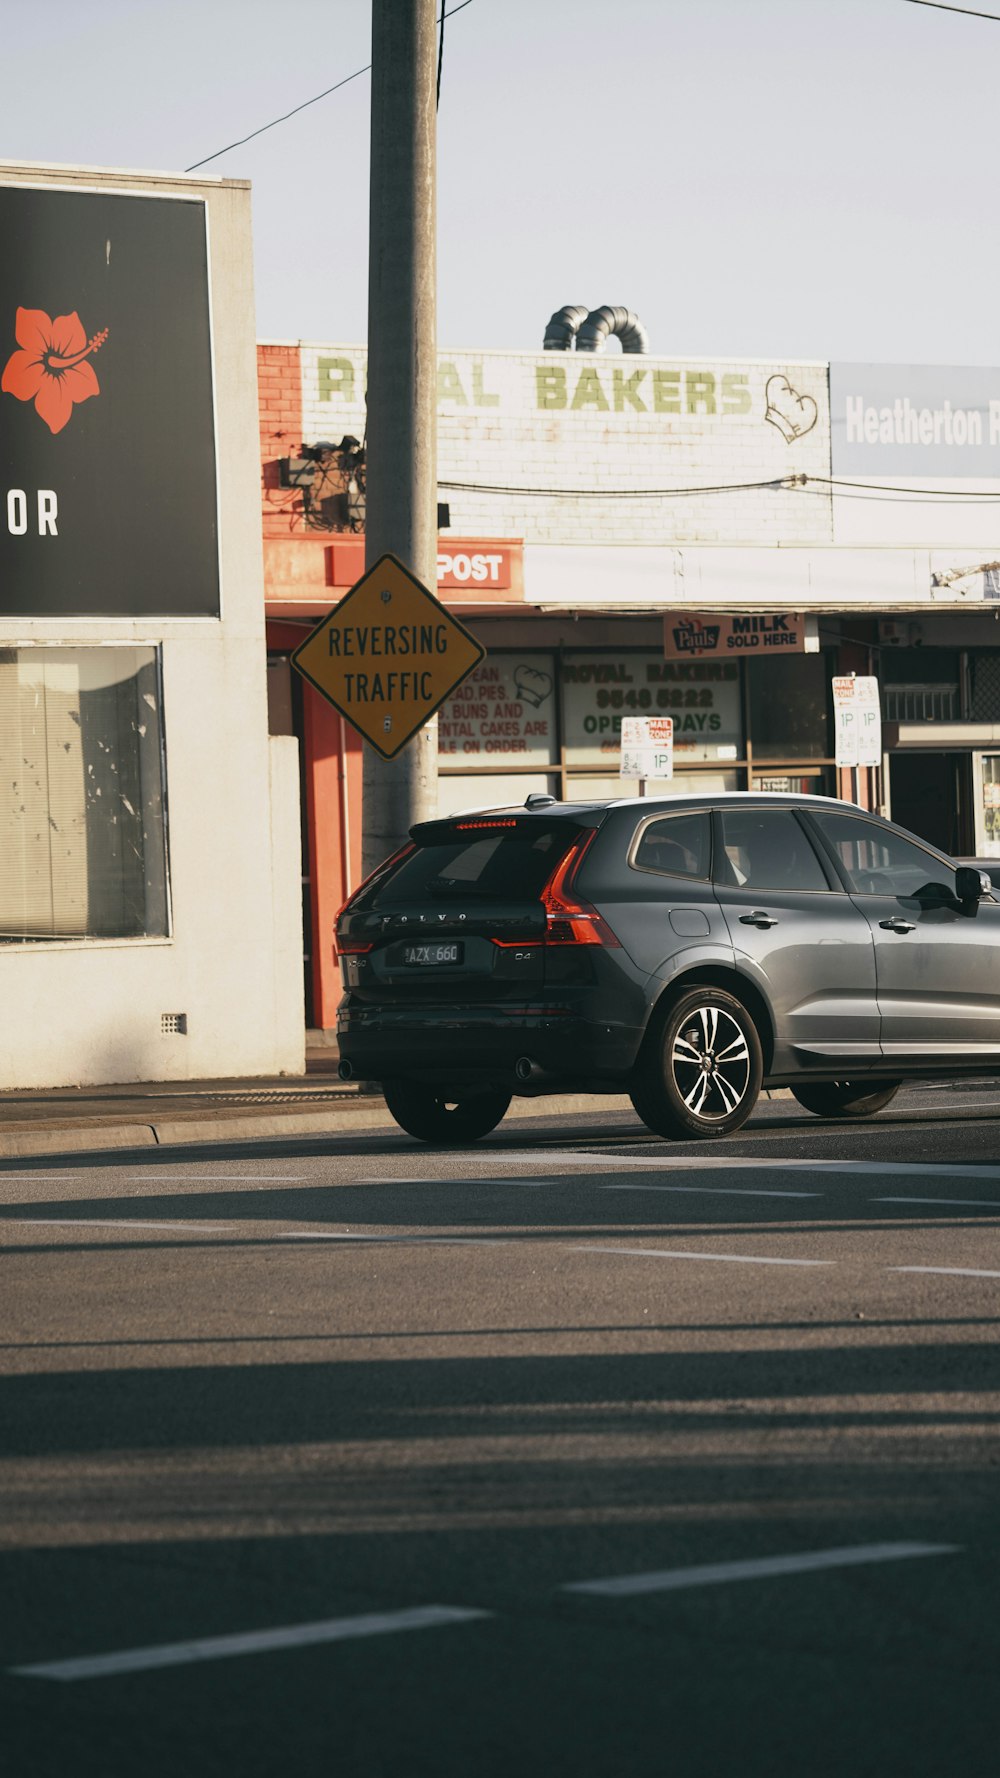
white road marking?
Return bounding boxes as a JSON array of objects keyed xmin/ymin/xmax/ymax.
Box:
[
  {"xmin": 874, "ymin": 1196, "xmax": 1000, "ymax": 1209},
  {"xmin": 925, "ymin": 1084, "xmax": 1000, "ymax": 1096},
  {"xmin": 562, "ymin": 1542, "xmax": 960, "ymax": 1598},
  {"xmin": 4, "ymin": 1219, "xmax": 504, "ymax": 1248},
  {"xmin": 351, "ymin": 1178, "xmax": 450, "ymax": 1187},
  {"xmin": 6, "ymin": 1218, "xmax": 232, "ymax": 1234},
  {"xmin": 274, "ymin": 1231, "xmax": 506, "ymax": 1246},
  {"xmin": 484, "ymin": 1152, "xmax": 1000, "ymax": 1180},
  {"xmin": 0, "ymin": 1174, "xmax": 308, "ymax": 1183},
  {"xmin": 9, "ymin": 1604, "xmax": 491, "ymax": 1682},
  {"xmin": 577, "ymin": 1244, "xmax": 832, "ymax": 1269},
  {"xmin": 600, "ymin": 1183, "xmax": 821, "ymax": 1200},
  {"xmin": 891, "ymin": 1265, "xmax": 1000, "ymax": 1280}
]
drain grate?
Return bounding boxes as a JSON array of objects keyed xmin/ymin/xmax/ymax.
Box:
[{"xmin": 146, "ymin": 1087, "xmax": 354, "ymax": 1106}]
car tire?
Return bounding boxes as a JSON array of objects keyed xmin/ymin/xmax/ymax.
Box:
[
  {"xmin": 630, "ymin": 987, "xmax": 764, "ymax": 1141},
  {"xmin": 790, "ymin": 1081, "xmax": 901, "ymax": 1119},
  {"xmin": 382, "ymin": 1079, "xmax": 512, "ymax": 1144}
]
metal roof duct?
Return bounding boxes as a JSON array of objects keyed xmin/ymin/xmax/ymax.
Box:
[
  {"xmin": 577, "ymin": 306, "xmax": 649, "ymax": 354},
  {"xmin": 543, "ymin": 305, "xmax": 590, "ymax": 350},
  {"xmin": 542, "ymin": 304, "xmax": 650, "ymax": 353}
]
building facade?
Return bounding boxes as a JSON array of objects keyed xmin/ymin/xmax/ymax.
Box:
[
  {"xmin": 262, "ymin": 334, "xmax": 1000, "ymax": 1032},
  {"xmin": 0, "ymin": 163, "xmax": 303, "ymax": 1089}
]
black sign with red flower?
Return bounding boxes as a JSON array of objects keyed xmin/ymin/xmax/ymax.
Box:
[{"xmin": 0, "ymin": 184, "xmax": 219, "ymax": 617}]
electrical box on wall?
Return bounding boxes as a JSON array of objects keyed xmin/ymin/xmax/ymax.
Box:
[
  {"xmin": 879, "ymin": 620, "xmax": 923, "ymax": 646},
  {"xmin": 278, "ymin": 457, "xmax": 317, "ymax": 489}
]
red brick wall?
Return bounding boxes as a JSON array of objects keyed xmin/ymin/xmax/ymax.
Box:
[{"xmin": 258, "ymin": 344, "xmax": 304, "ymax": 539}]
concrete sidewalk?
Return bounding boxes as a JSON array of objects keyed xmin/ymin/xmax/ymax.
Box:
[{"xmin": 0, "ymin": 1048, "xmax": 635, "ymax": 1160}]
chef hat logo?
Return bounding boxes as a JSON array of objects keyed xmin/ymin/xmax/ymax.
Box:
[
  {"xmin": 514, "ymin": 664, "xmax": 553, "ymax": 708},
  {"xmin": 764, "ymin": 374, "xmax": 818, "ymax": 443}
]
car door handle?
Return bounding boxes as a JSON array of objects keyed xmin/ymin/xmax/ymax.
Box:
[
  {"xmin": 739, "ymin": 911, "xmax": 779, "ymax": 929},
  {"xmin": 878, "ymin": 917, "xmax": 916, "ymax": 933}
]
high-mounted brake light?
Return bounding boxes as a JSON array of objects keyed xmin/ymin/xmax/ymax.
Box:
[
  {"xmin": 542, "ymin": 829, "xmax": 620, "ymax": 946},
  {"xmin": 454, "ymin": 818, "xmax": 519, "ymax": 830}
]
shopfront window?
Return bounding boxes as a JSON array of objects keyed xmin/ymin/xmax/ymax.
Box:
[
  {"xmin": 439, "ymin": 652, "xmax": 557, "ymax": 768},
  {"xmin": 747, "ymin": 654, "xmax": 830, "ymax": 759},
  {"xmin": 435, "ymin": 642, "xmax": 834, "ymax": 806},
  {"xmin": 561, "ymin": 653, "xmax": 742, "ymax": 769},
  {"xmin": 980, "ymin": 755, "xmax": 1000, "ymax": 857},
  {"xmin": 0, "ymin": 647, "xmax": 169, "ymax": 941},
  {"xmin": 883, "ymin": 648, "xmax": 960, "ymax": 723}
]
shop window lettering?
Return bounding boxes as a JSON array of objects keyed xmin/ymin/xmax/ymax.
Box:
[
  {"xmin": 562, "ymin": 660, "xmax": 738, "ymax": 686},
  {"xmin": 595, "ymin": 686, "xmax": 714, "ymax": 711}
]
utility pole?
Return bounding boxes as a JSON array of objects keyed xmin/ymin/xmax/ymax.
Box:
[{"xmin": 362, "ymin": 0, "xmax": 438, "ymax": 875}]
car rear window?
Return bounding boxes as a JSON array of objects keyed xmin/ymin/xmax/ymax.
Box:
[
  {"xmin": 359, "ymin": 821, "xmax": 582, "ymax": 907},
  {"xmin": 631, "ymin": 812, "xmax": 711, "ymax": 879}
]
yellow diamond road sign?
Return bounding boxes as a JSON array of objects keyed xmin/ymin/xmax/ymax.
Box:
[{"xmin": 290, "ymin": 552, "xmax": 486, "ymax": 760}]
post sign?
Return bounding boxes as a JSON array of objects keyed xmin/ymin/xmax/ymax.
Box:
[
  {"xmin": 620, "ymin": 716, "xmax": 674, "ymax": 781},
  {"xmin": 0, "ymin": 182, "xmax": 219, "ymax": 618},
  {"xmin": 833, "ymin": 674, "xmax": 882, "ymax": 768},
  {"xmin": 291, "ymin": 552, "xmax": 486, "ymax": 759}
]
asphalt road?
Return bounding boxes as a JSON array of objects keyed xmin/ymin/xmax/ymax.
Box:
[{"xmin": 3, "ymin": 1083, "xmax": 1000, "ymax": 1778}]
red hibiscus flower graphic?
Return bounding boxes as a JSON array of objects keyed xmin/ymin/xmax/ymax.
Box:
[{"xmin": 1, "ymin": 308, "xmax": 108, "ymax": 435}]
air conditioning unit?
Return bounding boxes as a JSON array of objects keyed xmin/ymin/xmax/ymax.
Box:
[{"xmin": 879, "ymin": 620, "xmax": 921, "ymax": 647}]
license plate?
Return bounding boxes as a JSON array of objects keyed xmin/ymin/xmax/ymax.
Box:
[{"xmin": 403, "ymin": 942, "xmax": 462, "ymax": 966}]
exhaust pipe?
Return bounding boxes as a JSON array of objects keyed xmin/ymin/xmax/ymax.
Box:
[
  {"xmin": 338, "ymin": 1058, "xmax": 354, "ymax": 1082},
  {"xmin": 515, "ymin": 1056, "xmax": 544, "ymax": 1084}
]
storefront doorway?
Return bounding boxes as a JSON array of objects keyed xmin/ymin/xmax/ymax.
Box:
[{"xmin": 889, "ymin": 752, "xmax": 973, "ymax": 856}]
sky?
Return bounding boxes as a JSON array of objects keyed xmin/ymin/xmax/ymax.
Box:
[{"xmin": 4, "ymin": 0, "xmax": 999, "ymax": 366}]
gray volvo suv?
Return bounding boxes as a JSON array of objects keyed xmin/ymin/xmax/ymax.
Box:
[{"xmin": 335, "ymin": 792, "xmax": 997, "ymax": 1143}]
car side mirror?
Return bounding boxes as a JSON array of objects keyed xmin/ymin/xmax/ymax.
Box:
[{"xmin": 955, "ymin": 866, "xmax": 989, "ymax": 903}]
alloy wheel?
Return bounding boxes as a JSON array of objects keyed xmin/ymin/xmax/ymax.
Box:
[{"xmin": 670, "ymin": 1003, "xmax": 753, "ymax": 1122}]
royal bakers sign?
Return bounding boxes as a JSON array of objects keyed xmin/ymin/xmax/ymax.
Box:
[
  {"xmin": 291, "ymin": 554, "xmax": 486, "ymax": 759},
  {"xmin": 0, "ymin": 181, "xmax": 219, "ymax": 618}
]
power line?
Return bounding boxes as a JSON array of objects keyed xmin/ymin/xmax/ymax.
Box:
[
  {"xmin": 788, "ymin": 483, "xmax": 1000, "ymax": 504},
  {"xmin": 815, "ymin": 474, "xmax": 1000, "ymax": 498},
  {"xmin": 437, "ymin": 476, "xmax": 790, "ymax": 499},
  {"xmin": 186, "ymin": 0, "xmax": 475, "ymax": 173},
  {"xmin": 902, "ymin": 1, "xmax": 1000, "ymax": 22},
  {"xmin": 437, "ymin": 471, "xmax": 1000, "ymax": 503}
]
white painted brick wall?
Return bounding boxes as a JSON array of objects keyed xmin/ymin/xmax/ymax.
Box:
[{"xmin": 297, "ymin": 343, "xmax": 832, "ymax": 547}]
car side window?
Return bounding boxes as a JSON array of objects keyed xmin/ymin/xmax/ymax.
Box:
[
  {"xmin": 631, "ymin": 811, "xmax": 711, "ymax": 879},
  {"xmin": 716, "ymin": 809, "xmax": 830, "ymax": 892},
  {"xmin": 810, "ymin": 809, "xmax": 955, "ymax": 898}
]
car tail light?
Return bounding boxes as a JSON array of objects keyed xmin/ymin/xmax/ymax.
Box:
[
  {"xmin": 491, "ymin": 830, "xmax": 619, "ymax": 950},
  {"xmin": 333, "ymin": 841, "xmax": 414, "ymax": 962},
  {"xmin": 541, "ymin": 829, "xmax": 620, "ymax": 947}
]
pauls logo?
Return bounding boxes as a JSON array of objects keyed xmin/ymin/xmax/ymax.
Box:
[
  {"xmin": 1, "ymin": 307, "xmax": 109, "ymax": 435},
  {"xmin": 671, "ymin": 621, "xmax": 721, "ymax": 656}
]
